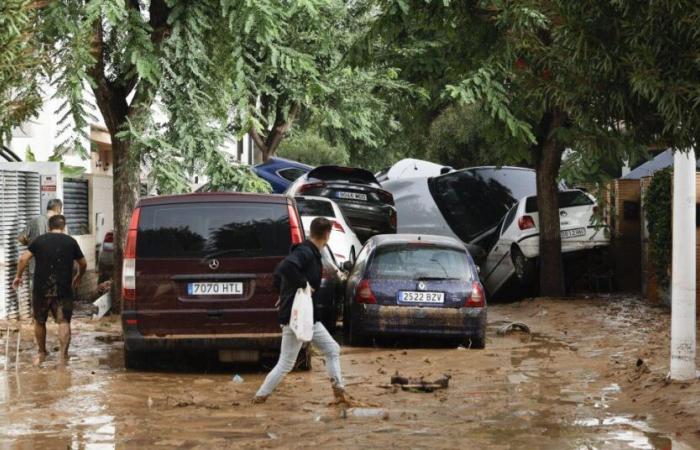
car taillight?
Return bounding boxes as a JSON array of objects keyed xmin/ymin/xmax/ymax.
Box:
[
  {"xmin": 332, "ymin": 221, "xmax": 345, "ymax": 233},
  {"xmin": 465, "ymin": 281, "xmax": 485, "ymax": 307},
  {"xmin": 518, "ymin": 215, "xmax": 536, "ymax": 230},
  {"xmin": 288, "ymin": 203, "xmax": 304, "ymax": 244},
  {"xmin": 104, "ymin": 232, "xmax": 114, "ymax": 243},
  {"xmin": 390, "ymin": 210, "xmax": 397, "ymax": 229},
  {"xmin": 378, "ymin": 190, "xmax": 394, "ymax": 206},
  {"xmin": 298, "ymin": 182, "xmax": 326, "ymax": 195},
  {"xmin": 592, "ymin": 205, "xmax": 599, "ymax": 215},
  {"xmin": 122, "ymin": 207, "xmax": 140, "ymax": 302},
  {"xmin": 355, "ymin": 279, "xmax": 376, "ymax": 304}
]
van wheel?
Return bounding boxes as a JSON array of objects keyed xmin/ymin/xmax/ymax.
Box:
[
  {"xmin": 296, "ymin": 347, "xmax": 312, "ymax": 371},
  {"xmin": 124, "ymin": 348, "xmax": 147, "ymax": 370},
  {"xmin": 512, "ymin": 247, "xmax": 536, "ymax": 284}
]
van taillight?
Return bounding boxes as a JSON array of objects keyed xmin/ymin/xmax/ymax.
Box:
[
  {"xmin": 288, "ymin": 203, "xmax": 303, "ymax": 244},
  {"xmin": 465, "ymin": 281, "xmax": 485, "ymax": 307},
  {"xmin": 518, "ymin": 215, "xmax": 536, "ymax": 230},
  {"xmin": 122, "ymin": 207, "xmax": 140, "ymax": 302},
  {"xmin": 355, "ymin": 279, "xmax": 376, "ymax": 304}
]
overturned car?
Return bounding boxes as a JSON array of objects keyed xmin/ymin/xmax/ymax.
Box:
[{"xmin": 381, "ymin": 165, "xmax": 609, "ymax": 296}]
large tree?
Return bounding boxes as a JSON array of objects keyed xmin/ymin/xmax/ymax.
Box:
[
  {"xmin": 371, "ymin": 0, "xmax": 696, "ymax": 296},
  {"xmin": 40, "ymin": 1, "xmax": 339, "ymax": 306},
  {"xmin": 0, "ymin": 0, "xmax": 44, "ymax": 143}
]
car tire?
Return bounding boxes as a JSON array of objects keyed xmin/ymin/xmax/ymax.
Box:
[
  {"xmin": 346, "ymin": 317, "xmax": 368, "ymax": 347},
  {"xmin": 296, "ymin": 347, "xmax": 312, "ymax": 371},
  {"xmin": 512, "ymin": 246, "xmax": 536, "ymax": 285},
  {"xmin": 124, "ymin": 348, "xmax": 148, "ymax": 370}
]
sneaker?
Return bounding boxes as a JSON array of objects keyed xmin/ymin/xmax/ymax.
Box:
[{"xmin": 251, "ymin": 395, "xmax": 268, "ymax": 404}]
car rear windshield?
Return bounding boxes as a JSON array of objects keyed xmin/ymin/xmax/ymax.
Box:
[
  {"xmin": 368, "ymin": 245, "xmax": 472, "ymax": 281},
  {"xmin": 278, "ymin": 167, "xmax": 307, "ymax": 182},
  {"xmin": 429, "ymin": 168, "xmax": 536, "ymax": 242},
  {"xmin": 295, "ymin": 197, "xmax": 336, "ymax": 218},
  {"xmin": 307, "ymin": 166, "xmax": 379, "ymax": 186},
  {"xmin": 137, "ymin": 202, "xmax": 291, "ymax": 258},
  {"xmin": 525, "ymin": 191, "xmax": 593, "ymax": 213}
]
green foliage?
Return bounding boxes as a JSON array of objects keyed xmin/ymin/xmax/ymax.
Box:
[
  {"xmin": 0, "ymin": 0, "xmax": 44, "ymax": 143},
  {"xmin": 278, "ymin": 131, "xmax": 349, "ymax": 166},
  {"xmin": 644, "ymin": 169, "xmax": 672, "ymax": 287}
]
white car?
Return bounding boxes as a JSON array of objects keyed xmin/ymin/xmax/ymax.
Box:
[
  {"xmin": 295, "ymin": 196, "xmax": 363, "ymax": 264},
  {"xmin": 479, "ymin": 189, "xmax": 610, "ymax": 295}
]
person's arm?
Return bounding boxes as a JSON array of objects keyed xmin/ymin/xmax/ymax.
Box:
[
  {"xmin": 277, "ymin": 248, "xmax": 310, "ymax": 291},
  {"xmin": 72, "ymin": 257, "xmax": 87, "ymax": 289},
  {"xmin": 12, "ymin": 251, "xmax": 34, "ymax": 289},
  {"xmin": 17, "ymin": 222, "xmax": 30, "ymax": 245}
]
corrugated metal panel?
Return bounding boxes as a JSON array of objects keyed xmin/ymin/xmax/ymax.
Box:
[
  {"xmin": 0, "ymin": 170, "xmax": 40, "ymax": 320},
  {"xmin": 63, "ymin": 178, "xmax": 89, "ymax": 235}
]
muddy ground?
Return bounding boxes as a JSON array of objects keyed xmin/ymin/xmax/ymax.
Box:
[{"xmin": 0, "ymin": 295, "xmax": 698, "ymax": 449}]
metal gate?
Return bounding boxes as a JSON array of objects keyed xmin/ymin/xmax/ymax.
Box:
[
  {"xmin": 0, "ymin": 170, "xmax": 41, "ymax": 320},
  {"xmin": 63, "ymin": 178, "xmax": 89, "ymax": 235}
]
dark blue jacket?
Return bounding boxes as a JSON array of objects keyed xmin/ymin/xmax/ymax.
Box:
[{"xmin": 274, "ymin": 240, "xmax": 322, "ymax": 325}]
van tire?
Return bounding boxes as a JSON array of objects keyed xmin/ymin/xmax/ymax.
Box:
[
  {"xmin": 124, "ymin": 348, "xmax": 147, "ymax": 370},
  {"xmin": 512, "ymin": 246, "xmax": 536, "ymax": 285},
  {"xmin": 296, "ymin": 347, "xmax": 312, "ymax": 371}
]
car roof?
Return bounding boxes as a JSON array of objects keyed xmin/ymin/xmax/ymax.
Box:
[
  {"xmin": 520, "ymin": 188, "xmax": 587, "ymax": 202},
  {"xmin": 367, "ymin": 233, "xmax": 468, "ymax": 250},
  {"xmin": 254, "ymin": 157, "xmax": 313, "ymax": 170},
  {"xmin": 138, "ymin": 192, "xmax": 289, "ymax": 207}
]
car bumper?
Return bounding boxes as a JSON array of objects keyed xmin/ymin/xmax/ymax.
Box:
[
  {"xmin": 351, "ymin": 304, "xmax": 486, "ymax": 338},
  {"xmin": 122, "ymin": 320, "xmax": 282, "ymax": 352},
  {"xmin": 518, "ymin": 227, "xmax": 610, "ymax": 259}
]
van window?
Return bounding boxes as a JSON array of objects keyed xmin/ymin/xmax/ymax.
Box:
[
  {"xmin": 137, "ymin": 202, "xmax": 291, "ymax": 258},
  {"xmin": 368, "ymin": 245, "xmax": 471, "ymax": 281},
  {"xmin": 525, "ymin": 191, "xmax": 593, "ymax": 213},
  {"xmin": 429, "ymin": 169, "xmax": 535, "ymax": 242},
  {"xmin": 295, "ymin": 198, "xmax": 336, "ymax": 218}
]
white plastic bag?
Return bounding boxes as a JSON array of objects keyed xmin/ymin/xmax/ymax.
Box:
[{"xmin": 289, "ymin": 283, "xmax": 314, "ymax": 342}]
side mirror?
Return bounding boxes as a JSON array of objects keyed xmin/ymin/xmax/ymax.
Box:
[{"xmin": 341, "ymin": 260, "xmax": 354, "ymax": 272}]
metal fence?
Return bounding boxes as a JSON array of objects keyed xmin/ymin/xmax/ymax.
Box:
[
  {"xmin": 63, "ymin": 178, "xmax": 89, "ymax": 235},
  {"xmin": 0, "ymin": 170, "xmax": 41, "ymax": 320}
]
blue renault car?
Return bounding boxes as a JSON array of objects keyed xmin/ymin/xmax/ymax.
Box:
[
  {"xmin": 342, "ymin": 234, "xmax": 486, "ymax": 348},
  {"xmin": 253, "ymin": 157, "xmax": 313, "ymax": 193}
]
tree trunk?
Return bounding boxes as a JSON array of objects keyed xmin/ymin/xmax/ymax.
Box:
[
  {"xmin": 110, "ymin": 137, "xmax": 140, "ymax": 311},
  {"xmin": 533, "ymin": 110, "xmax": 566, "ymax": 297}
]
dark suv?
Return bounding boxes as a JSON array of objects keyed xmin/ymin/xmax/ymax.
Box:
[{"xmin": 121, "ymin": 192, "xmax": 308, "ymax": 369}]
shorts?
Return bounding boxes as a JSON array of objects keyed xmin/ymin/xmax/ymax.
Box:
[{"xmin": 33, "ymin": 297, "xmax": 73, "ymax": 324}]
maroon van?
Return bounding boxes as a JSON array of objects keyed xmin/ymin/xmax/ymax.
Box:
[{"xmin": 121, "ymin": 192, "xmax": 307, "ymax": 369}]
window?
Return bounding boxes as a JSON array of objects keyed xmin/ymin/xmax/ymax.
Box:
[
  {"xmin": 525, "ymin": 191, "xmax": 594, "ymax": 213},
  {"xmin": 278, "ymin": 168, "xmax": 307, "ymax": 182},
  {"xmin": 368, "ymin": 245, "xmax": 472, "ymax": 281},
  {"xmin": 295, "ymin": 197, "xmax": 336, "ymax": 217},
  {"xmin": 429, "ymin": 169, "xmax": 534, "ymax": 242},
  {"xmin": 502, "ymin": 205, "xmax": 519, "ymax": 235},
  {"xmin": 137, "ymin": 202, "xmax": 291, "ymax": 258}
]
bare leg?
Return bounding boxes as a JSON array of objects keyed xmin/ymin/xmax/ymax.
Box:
[
  {"xmin": 33, "ymin": 322, "xmax": 47, "ymax": 366},
  {"xmin": 58, "ymin": 322, "xmax": 71, "ymax": 364}
]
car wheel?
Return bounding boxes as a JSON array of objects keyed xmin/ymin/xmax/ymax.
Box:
[
  {"xmin": 512, "ymin": 246, "xmax": 536, "ymax": 284},
  {"xmin": 346, "ymin": 316, "xmax": 367, "ymax": 347},
  {"xmin": 295, "ymin": 347, "xmax": 312, "ymax": 371},
  {"xmin": 124, "ymin": 348, "xmax": 147, "ymax": 370}
]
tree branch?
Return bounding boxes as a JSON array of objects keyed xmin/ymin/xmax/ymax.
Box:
[
  {"xmin": 249, "ymin": 127, "xmax": 268, "ymax": 155},
  {"xmin": 264, "ymin": 102, "xmax": 301, "ymax": 156}
]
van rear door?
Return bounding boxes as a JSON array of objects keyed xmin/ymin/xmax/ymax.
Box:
[{"xmin": 134, "ymin": 200, "xmax": 293, "ymax": 336}]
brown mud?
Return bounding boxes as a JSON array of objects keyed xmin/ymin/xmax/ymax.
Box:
[{"xmin": 0, "ymin": 295, "xmax": 698, "ymax": 449}]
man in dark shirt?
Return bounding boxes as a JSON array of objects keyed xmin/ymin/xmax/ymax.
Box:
[
  {"xmin": 12, "ymin": 215, "xmax": 87, "ymax": 366},
  {"xmin": 253, "ymin": 217, "xmax": 347, "ymax": 404}
]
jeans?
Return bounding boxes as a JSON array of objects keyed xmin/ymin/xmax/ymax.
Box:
[{"xmin": 256, "ymin": 322, "xmax": 344, "ymax": 397}]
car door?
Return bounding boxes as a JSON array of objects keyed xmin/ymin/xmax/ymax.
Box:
[{"xmin": 483, "ymin": 205, "xmax": 519, "ymax": 294}]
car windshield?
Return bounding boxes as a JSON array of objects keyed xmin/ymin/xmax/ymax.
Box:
[
  {"xmin": 137, "ymin": 202, "xmax": 291, "ymax": 258},
  {"xmin": 295, "ymin": 198, "xmax": 336, "ymax": 217},
  {"xmin": 525, "ymin": 191, "xmax": 593, "ymax": 213},
  {"xmin": 429, "ymin": 168, "xmax": 536, "ymax": 242},
  {"xmin": 368, "ymin": 244, "xmax": 472, "ymax": 281}
]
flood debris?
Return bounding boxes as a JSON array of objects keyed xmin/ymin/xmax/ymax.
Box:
[
  {"xmin": 232, "ymin": 374, "xmax": 244, "ymax": 384},
  {"xmin": 341, "ymin": 408, "xmax": 389, "ymax": 420},
  {"xmin": 629, "ymin": 358, "xmax": 651, "ymax": 382},
  {"xmin": 497, "ymin": 322, "xmax": 531, "ymax": 336},
  {"xmin": 390, "ymin": 372, "xmax": 451, "ymax": 393}
]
